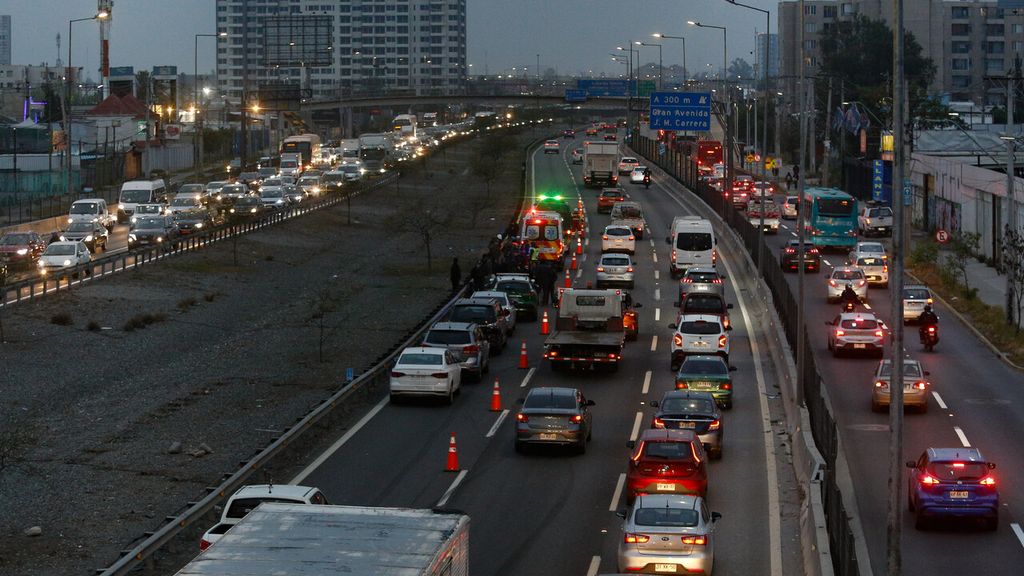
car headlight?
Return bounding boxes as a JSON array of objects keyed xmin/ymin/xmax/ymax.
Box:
[
  {"xmin": 92, "ymin": 217, "xmax": 98, "ymax": 223},
  {"xmin": 276, "ymin": 199, "xmax": 285, "ymax": 205},
  {"xmin": 128, "ymin": 234, "xmax": 137, "ymax": 242},
  {"xmin": 85, "ymin": 235, "xmax": 93, "ymax": 242},
  {"xmin": 59, "ymin": 236, "xmax": 67, "ymax": 242},
  {"xmin": 250, "ymin": 208, "xmax": 257, "ymax": 213},
  {"xmin": 195, "ymin": 222, "xmax": 204, "ymax": 229},
  {"xmin": 312, "ymin": 187, "xmax": 321, "ymax": 193},
  {"xmin": 38, "ymin": 260, "xmax": 45, "ymax": 268},
  {"xmin": 62, "ymin": 259, "xmax": 72, "ymax": 266},
  {"xmin": 229, "ymin": 208, "xmax": 236, "ymax": 213},
  {"xmin": 157, "ymin": 237, "xmax": 163, "ymax": 242},
  {"xmin": 16, "ymin": 248, "xmax": 28, "ymax": 255},
  {"xmin": 68, "ymin": 217, "xmax": 74, "ymax": 224},
  {"xmin": 119, "ymin": 203, "xmax": 126, "ymax": 211}
]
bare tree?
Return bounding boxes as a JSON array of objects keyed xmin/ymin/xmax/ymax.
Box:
[
  {"xmin": 470, "ymin": 153, "xmax": 501, "ymax": 197},
  {"xmin": 308, "ymin": 285, "xmax": 339, "ymax": 363},
  {"xmin": 389, "ymin": 191, "xmax": 451, "ymax": 272},
  {"xmin": 945, "ymin": 231, "xmax": 981, "ymax": 298},
  {"xmin": 1003, "ymin": 225, "xmax": 1024, "ymax": 331}
]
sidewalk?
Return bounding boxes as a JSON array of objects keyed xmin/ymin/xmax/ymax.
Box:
[{"xmin": 910, "ymin": 228, "xmax": 1008, "ymax": 314}]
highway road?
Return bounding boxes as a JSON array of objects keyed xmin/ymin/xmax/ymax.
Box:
[
  {"xmin": 292, "ymin": 133, "xmax": 796, "ymax": 575},
  {"xmin": 649, "ymin": 154, "xmax": 1024, "ymax": 573}
]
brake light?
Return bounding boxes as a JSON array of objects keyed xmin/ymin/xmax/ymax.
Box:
[
  {"xmin": 721, "ymin": 383, "xmax": 731, "ymax": 390},
  {"xmin": 682, "ymin": 277, "xmax": 693, "ymax": 283},
  {"xmin": 829, "ymin": 279, "xmax": 838, "ymax": 287},
  {"xmin": 624, "ymin": 533, "xmax": 650, "ymax": 544},
  {"xmin": 570, "ymin": 414, "xmax": 583, "ymax": 424},
  {"xmin": 979, "ymin": 476, "xmax": 996, "ymax": 486},
  {"xmin": 708, "ymin": 419, "xmax": 721, "ymax": 431},
  {"xmin": 713, "ymin": 278, "xmax": 722, "ymax": 284},
  {"xmin": 628, "ymin": 236, "xmax": 635, "ymax": 241},
  {"xmin": 835, "ymin": 329, "xmax": 845, "ymax": 337},
  {"xmin": 927, "ymin": 326, "xmax": 936, "ymax": 334},
  {"xmin": 608, "ymin": 353, "xmax": 618, "ymax": 360},
  {"xmin": 718, "ymin": 334, "xmax": 727, "ymax": 348},
  {"xmin": 673, "ymin": 334, "xmax": 683, "ymax": 347},
  {"xmin": 856, "ymin": 280, "xmax": 866, "ymax": 287},
  {"xmin": 883, "ymin": 265, "xmax": 889, "ymax": 273},
  {"xmin": 874, "ymin": 330, "xmax": 884, "ymax": 338},
  {"xmin": 652, "ymin": 417, "xmax": 665, "ymax": 428},
  {"xmin": 671, "ymin": 251, "xmax": 677, "ymax": 262},
  {"xmin": 603, "ymin": 235, "xmax": 609, "ymax": 240},
  {"xmin": 516, "ymin": 413, "xmax": 529, "ymax": 423},
  {"xmin": 926, "ymin": 298, "xmax": 933, "ymax": 305},
  {"xmin": 463, "ymin": 345, "xmax": 479, "ymax": 355},
  {"xmin": 391, "ymin": 371, "xmax": 406, "ymax": 377},
  {"xmin": 913, "ymin": 381, "xmax": 927, "ymax": 390},
  {"xmin": 691, "ymin": 442, "xmax": 702, "ymax": 463},
  {"xmin": 809, "ymin": 248, "xmax": 819, "ymax": 254},
  {"xmin": 547, "ymin": 350, "xmax": 558, "ymax": 358},
  {"xmin": 199, "ymin": 538, "xmax": 213, "ymax": 551},
  {"xmin": 627, "ymin": 267, "xmax": 634, "ymax": 273},
  {"xmin": 675, "ymin": 381, "xmax": 688, "ymax": 389},
  {"xmin": 875, "ymin": 380, "xmax": 888, "ymax": 388},
  {"xmin": 722, "ymin": 316, "xmax": 730, "ymax": 330},
  {"xmin": 785, "ymin": 247, "xmax": 795, "ymax": 253},
  {"xmin": 681, "ymin": 535, "xmax": 707, "ymax": 546},
  {"xmin": 919, "ymin": 474, "xmax": 940, "ymax": 485},
  {"xmin": 431, "ymin": 372, "xmax": 449, "ymax": 379}
]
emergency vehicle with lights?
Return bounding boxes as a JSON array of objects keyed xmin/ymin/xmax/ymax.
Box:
[{"xmin": 519, "ymin": 210, "xmax": 566, "ymax": 267}]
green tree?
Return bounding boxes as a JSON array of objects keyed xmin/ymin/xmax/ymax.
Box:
[
  {"xmin": 135, "ymin": 70, "xmax": 151, "ymax": 101},
  {"xmin": 727, "ymin": 58, "xmax": 754, "ymax": 81},
  {"xmin": 40, "ymin": 83, "xmax": 63, "ymax": 123}
]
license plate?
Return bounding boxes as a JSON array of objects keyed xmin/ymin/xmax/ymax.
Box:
[
  {"xmin": 539, "ymin": 433, "xmax": 557, "ymax": 440},
  {"xmin": 854, "ymin": 343, "xmax": 866, "ymax": 349},
  {"xmin": 656, "ymin": 483, "xmax": 675, "ymax": 491},
  {"xmin": 655, "ymin": 565, "xmax": 676, "ymax": 573},
  {"xmin": 679, "ymin": 422, "xmax": 696, "ymax": 429},
  {"xmin": 949, "ymin": 491, "xmax": 969, "ymax": 499}
]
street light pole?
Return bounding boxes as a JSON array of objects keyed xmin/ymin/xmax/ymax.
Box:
[
  {"xmin": 194, "ymin": 32, "xmax": 224, "ymax": 181},
  {"xmin": 654, "ymin": 33, "xmax": 688, "ymax": 87},
  {"xmin": 65, "ymin": 12, "xmax": 108, "ymax": 196},
  {"xmin": 689, "ymin": 21, "xmax": 731, "ymax": 194}
]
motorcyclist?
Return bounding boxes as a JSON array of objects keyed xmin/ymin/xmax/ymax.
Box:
[
  {"xmin": 643, "ymin": 168, "xmax": 651, "ymax": 189},
  {"xmin": 840, "ymin": 282, "xmax": 859, "ymax": 308},
  {"xmin": 918, "ymin": 304, "xmax": 938, "ymax": 334}
]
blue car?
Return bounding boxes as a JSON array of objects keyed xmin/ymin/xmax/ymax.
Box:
[{"xmin": 906, "ymin": 448, "xmax": 998, "ymax": 531}]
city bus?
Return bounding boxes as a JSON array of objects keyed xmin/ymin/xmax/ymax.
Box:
[
  {"xmin": 802, "ymin": 187, "xmax": 859, "ymax": 250},
  {"xmin": 281, "ymin": 134, "xmax": 322, "ymax": 169},
  {"xmin": 392, "ymin": 114, "xmax": 417, "ymax": 139}
]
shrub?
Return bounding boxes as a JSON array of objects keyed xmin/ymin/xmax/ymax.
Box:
[
  {"xmin": 86, "ymin": 320, "xmax": 101, "ymax": 332},
  {"xmin": 177, "ymin": 296, "xmax": 198, "ymax": 310},
  {"xmin": 123, "ymin": 312, "xmax": 168, "ymax": 332},
  {"xmin": 50, "ymin": 312, "xmax": 73, "ymax": 326},
  {"xmin": 909, "ymin": 241, "xmax": 939, "ymax": 267},
  {"xmin": 203, "ymin": 291, "xmax": 219, "ymax": 302}
]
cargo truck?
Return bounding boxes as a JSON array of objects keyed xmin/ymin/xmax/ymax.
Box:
[
  {"xmin": 543, "ymin": 288, "xmax": 637, "ymax": 371},
  {"xmin": 582, "ymin": 141, "xmax": 619, "ymax": 188},
  {"xmin": 176, "ymin": 503, "xmax": 469, "ymax": 576}
]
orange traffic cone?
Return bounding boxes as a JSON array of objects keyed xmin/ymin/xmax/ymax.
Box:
[
  {"xmin": 564, "ymin": 269, "xmax": 572, "ymax": 288},
  {"xmin": 576, "ymin": 238, "xmax": 583, "ymax": 255},
  {"xmin": 540, "ymin": 310, "xmax": 550, "ymax": 335},
  {"xmin": 518, "ymin": 339, "xmax": 529, "ymax": 369},
  {"xmin": 446, "ymin": 432, "xmax": 459, "ymax": 471},
  {"xmin": 570, "ymin": 253, "xmax": 578, "ymax": 270},
  {"xmin": 489, "ymin": 379, "xmax": 502, "ymax": 411}
]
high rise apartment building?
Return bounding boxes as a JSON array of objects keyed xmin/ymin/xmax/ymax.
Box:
[
  {"xmin": 778, "ymin": 0, "xmax": 1024, "ymax": 106},
  {"xmin": 755, "ymin": 33, "xmax": 779, "ymax": 80},
  {"xmin": 215, "ymin": 0, "xmax": 467, "ymax": 102},
  {"xmin": 0, "ymin": 15, "xmax": 11, "ymax": 66}
]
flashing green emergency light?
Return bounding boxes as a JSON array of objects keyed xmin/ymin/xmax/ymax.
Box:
[{"xmin": 537, "ymin": 194, "xmax": 564, "ymax": 202}]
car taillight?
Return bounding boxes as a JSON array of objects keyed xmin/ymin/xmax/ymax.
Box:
[
  {"xmin": 785, "ymin": 247, "xmax": 795, "ymax": 253},
  {"xmin": 597, "ymin": 266, "xmax": 605, "ymax": 272},
  {"xmin": 718, "ymin": 334, "xmax": 727, "ymax": 348},
  {"xmin": 926, "ymin": 298, "xmax": 933, "ymax": 304},
  {"xmin": 874, "ymin": 380, "xmax": 888, "ymax": 388},
  {"xmin": 671, "ymin": 251, "xmax": 677, "ymax": 262},
  {"xmin": 979, "ymin": 476, "xmax": 996, "ymax": 486},
  {"xmin": 628, "ymin": 236, "xmax": 635, "ymax": 240},
  {"xmin": 570, "ymin": 414, "xmax": 583, "ymax": 424},
  {"xmin": 652, "ymin": 417, "xmax": 665, "ymax": 428},
  {"xmin": 883, "ymin": 265, "xmax": 889, "ymax": 273},
  {"xmin": 927, "ymin": 326, "xmax": 936, "ymax": 334},
  {"xmin": 708, "ymin": 419, "xmax": 721, "ymax": 431},
  {"xmin": 721, "ymin": 382, "xmax": 731, "ymax": 390},
  {"xmin": 463, "ymin": 345, "xmax": 479, "ymax": 355},
  {"xmin": 682, "ymin": 534, "xmax": 708, "ymax": 546},
  {"xmin": 624, "ymin": 533, "xmax": 650, "ymax": 544},
  {"xmin": 722, "ymin": 316, "xmax": 730, "ymax": 330},
  {"xmin": 913, "ymin": 381, "xmax": 927, "ymax": 390},
  {"xmin": 874, "ymin": 330, "xmax": 884, "ymax": 338},
  {"xmin": 919, "ymin": 474, "xmax": 940, "ymax": 485},
  {"xmin": 603, "ymin": 235, "xmax": 609, "ymax": 240},
  {"xmin": 673, "ymin": 334, "xmax": 683, "ymax": 347},
  {"xmin": 713, "ymin": 278, "xmax": 722, "ymax": 284},
  {"xmin": 835, "ymin": 329, "xmax": 845, "ymax": 337},
  {"xmin": 516, "ymin": 413, "xmax": 529, "ymax": 423},
  {"xmin": 431, "ymin": 372, "xmax": 449, "ymax": 379},
  {"xmin": 828, "ymin": 279, "xmax": 837, "ymax": 287},
  {"xmin": 675, "ymin": 381, "xmax": 688, "ymax": 389},
  {"xmin": 390, "ymin": 371, "xmax": 406, "ymax": 377},
  {"xmin": 627, "ymin": 267, "xmax": 634, "ymax": 273},
  {"xmin": 682, "ymin": 277, "xmax": 693, "ymax": 283},
  {"xmin": 856, "ymin": 280, "xmax": 866, "ymax": 287}
]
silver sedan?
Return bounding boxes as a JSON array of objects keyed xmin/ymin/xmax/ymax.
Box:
[
  {"xmin": 596, "ymin": 254, "xmax": 635, "ymax": 289},
  {"xmin": 617, "ymin": 494, "xmax": 720, "ymax": 574},
  {"xmin": 826, "ymin": 266, "xmax": 868, "ymax": 303}
]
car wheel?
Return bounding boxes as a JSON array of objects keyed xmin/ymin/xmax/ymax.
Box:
[
  {"xmin": 576, "ymin": 438, "xmax": 587, "ymax": 455},
  {"xmin": 445, "ymin": 386, "xmax": 454, "ymax": 405}
]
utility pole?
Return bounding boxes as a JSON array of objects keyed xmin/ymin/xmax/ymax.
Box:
[
  {"xmin": 823, "ymin": 77, "xmax": 833, "ymax": 187},
  {"xmin": 143, "ymin": 75, "xmax": 151, "ymax": 178},
  {"xmin": 1006, "ymin": 65, "xmax": 1017, "ymax": 326},
  {"xmin": 887, "ymin": 0, "xmax": 907, "ymax": 573},
  {"xmin": 796, "ymin": 0, "xmax": 807, "ymax": 408},
  {"xmin": 808, "ymin": 79, "xmax": 817, "ymax": 175},
  {"xmin": 240, "ymin": 0, "xmax": 249, "ymax": 170}
]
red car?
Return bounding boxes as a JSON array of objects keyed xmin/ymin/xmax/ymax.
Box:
[
  {"xmin": 597, "ymin": 188, "xmax": 627, "ymax": 213},
  {"xmin": 626, "ymin": 429, "xmax": 708, "ymax": 503},
  {"xmin": 0, "ymin": 231, "xmax": 47, "ymax": 266}
]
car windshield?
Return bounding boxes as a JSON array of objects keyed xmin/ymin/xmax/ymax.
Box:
[
  {"xmin": 171, "ymin": 198, "xmax": 196, "ymax": 206},
  {"xmin": 120, "ymin": 190, "xmax": 151, "ymax": 203},
  {"xmin": 678, "ymin": 320, "xmax": 721, "ymax": 335},
  {"xmin": 180, "ymin": 184, "xmax": 204, "ymax": 193},
  {"xmin": 236, "ymin": 198, "xmax": 259, "ymax": 207},
  {"xmin": 524, "ymin": 391, "xmax": 576, "ymax": 409},
  {"xmin": 601, "ymin": 191, "xmax": 623, "ymax": 199},
  {"xmin": 341, "ymin": 165, "xmax": 360, "ymax": 174},
  {"xmin": 868, "ymin": 207, "xmax": 893, "ymax": 218},
  {"xmin": 840, "ymin": 318, "xmax": 880, "ymax": 329},
  {"xmin": 259, "ymin": 168, "xmax": 277, "ymax": 176},
  {"xmin": 601, "ymin": 256, "xmax": 630, "ymax": 266},
  {"xmin": 833, "ymin": 269, "xmax": 865, "ymax": 280},
  {"xmin": 642, "ymin": 441, "xmax": 693, "ymax": 460},
  {"xmin": 634, "ymin": 507, "xmax": 699, "ymax": 528},
  {"xmin": 263, "ymin": 178, "xmax": 282, "ymax": 187},
  {"xmin": 44, "ymin": 244, "xmax": 76, "ymax": 256},
  {"xmin": 70, "ymin": 203, "xmax": 98, "ymax": 214},
  {"xmin": 206, "ymin": 182, "xmax": 226, "ymax": 190},
  {"xmin": 0, "ymin": 234, "xmax": 32, "ymax": 245},
  {"xmin": 66, "ymin": 222, "xmax": 94, "ymax": 233},
  {"xmin": 903, "ymin": 288, "xmax": 931, "ymax": 300},
  {"xmin": 449, "ymin": 305, "xmax": 495, "ymax": 323},
  {"xmin": 135, "ymin": 217, "xmax": 164, "ymax": 228},
  {"xmin": 262, "ymin": 190, "xmax": 284, "ymax": 198},
  {"xmin": 676, "ymin": 232, "xmax": 712, "ymax": 251},
  {"xmin": 425, "ymin": 330, "xmax": 472, "ymax": 345},
  {"xmin": 683, "ymin": 295, "xmax": 724, "ymax": 313},
  {"xmin": 398, "ymin": 352, "xmax": 443, "ymax": 366},
  {"xmin": 680, "ymin": 358, "xmax": 728, "ymax": 376},
  {"xmin": 879, "ymin": 361, "xmax": 922, "ymax": 378},
  {"xmin": 136, "ymin": 205, "xmax": 161, "ymax": 214},
  {"xmin": 299, "ymin": 178, "xmax": 319, "ymax": 185},
  {"xmin": 323, "ymin": 173, "xmax": 346, "ymax": 183},
  {"xmin": 926, "ymin": 462, "xmax": 990, "ymax": 481},
  {"xmin": 661, "ymin": 397, "xmax": 716, "ymax": 414},
  {"xmin": 606, "ymin": 227, "xmax": 631, "ymax": 237},
  {"xmin": 223, "ymin": 185, "xmax": 247, "ymax": 194}
]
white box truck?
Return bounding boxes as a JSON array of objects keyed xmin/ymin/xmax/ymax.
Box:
[
  {"xmin": 175, "ymin": 503, "xmax": 469, "ymax": 576},
  {"xmin": 582, "ymin": 141, "xmax": 619, "ymax": 188}
]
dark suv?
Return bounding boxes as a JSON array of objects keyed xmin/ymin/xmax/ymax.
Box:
[
  {"xmin": 422, "ymin": 321, "xmax": 491, "ymax": 380},
  {"xmin": 445, "ymin": 298, "xmax": 509, "ymax": 353},
  {"xmin": 779, "ymin": 240, "xmax": 821, "ymax": 273}
]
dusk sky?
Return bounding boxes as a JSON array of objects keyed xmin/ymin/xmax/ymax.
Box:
[{"xmin": 5, "ymin": 0, "xmax": 773, "ymax": 81}]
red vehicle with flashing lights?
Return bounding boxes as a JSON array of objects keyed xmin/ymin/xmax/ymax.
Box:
[
  {"xmin": 695, "ymin": 141, "xmax": 723, "ymax": 173},
  {"xmin": 626, "ymin": 429, "xmax": 709, "ymax": 503},
  {"xmin": 519, "ymin": 210, "xmax": 566, "ymax": 267}
]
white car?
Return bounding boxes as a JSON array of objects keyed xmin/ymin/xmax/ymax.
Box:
[
  {"xmin": 596, "ymin": 253, "xmax": 635, "ymax": 288},
  {"xmin": 543, "ymin": 140, "xmax": 560, "ymax": 154},
  {"xmin": 617, "ymin": 494, "xmax": 719, "ymax": 575},
  {"xmin": 130, "ymin": 203, "xmax": 166, "ymax": 225},
  {"xmin": 38, "ymin": 241, "xmax": 91, "ymax": 275},
  {"xmin": 902, "ymin": 285, "xmax": 934, "ymax": 323},
  {"xmin": 618, "ymin": 157, "xmax": 640, "ymax": 174},
  {"xmin": 471, "ymin": 290, "xmax": 517, "ymax": 334},
  {"xmin": 826, "ymin": 266, "xmax": 868, "ymax": 303},
  {"xmin": 746, "ymin": 197, "xmax": 780, "ymax": 234},
  {"xmin": 199, "ymin": 485, "xmax": 327, "ymax": 551},
  {"xmin": 601, "ymin": 224, "xmax": 636, "ymax": 254},
  {"xmin": 389, "ymin": 346, "xmax": 462, "ymax": 404},
  {"xmin": 168, "ymin": 196, "xmax": 203, "ymax": 215},
  {"xmin": 781, "ymin": 195, "xmax": 799, "ymax": 219},
  {"xmin": 571, "ymin": 148, "xmax": 584, "ymax": 164},
  {"xmin": 849, "ymin": 254, "xmax": 889, "ymax": 287},
  {"xmin": 630, "ymin": 166, "xmax": 649, "ymax": 184},
  {"xmin": 825, "ymin": 312, "xmax": 887, "ymax": 357},
  {"xmin": 849, "ymin": 241, "xmax": 888, "ymax": 262},
  {"xmin": 669, "ymin": 314, "xmax": 730, "ymax": 371},
  {"xmin": 858, "ymin": 204, "xmax": 894, "ymax": 237}
]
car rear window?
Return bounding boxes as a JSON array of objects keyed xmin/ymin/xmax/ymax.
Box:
[
  {"xmin": 678, "ymin": 320, "xmax": 721, "ymax": 335},
  {"xmin": 634, "ymin": 507, "xmax": 699, "ymax": 527},
  {"xmin": 833, "ymin": 269, "xmax": 865, "ymax": 280},
  {"xmin": 574, "ymin": 295, "xmax": 607, "ymax": 307},
  {"xmin": 398, "ymin": 352, "xmax": 443, "ymax": 366},
  {"xmin": 840, "ymin": 318, "xmax": 880, "ymax": 329},
  {"xmin": 676, "ymin": 232, "xmax": 712, "ymax": 251},
  {"xmin": 496, "ymin": 281, "xmax": 531, "ymax": 295},
  {"xmin": 524, "ymin": 392, "xmax": 577, "ymax": 409},
  {"xmin": 683, "ymin": 295, "xmax": 724, "ymax": 313},
  {"xmin": 606, "ymin": 227, "xmax": 631, "ymax": 236},
  {"xmin": 613, "ymin": 205, "xmax": 643, "ymax": 219},
  {"xmin": 857, "ymin": 257, "xmax": 884, "ymax": 266},
  {"xmin": 642, "ymin": 441, "xmax": 694, "ymax": 460},
  {"xmin": 602, "ymin": 256, "xmax": 631, "ymax": 266},
  {"xmin": 425, "ymin": 330, "xmax": 471, "ymax": 345},
  {"xmin": 225, "ymin": 497, "xmax": 304, "ymax": 520},
  {"xmin": 868, "ymin": 207, "xmax": 892, "ymax": 218},
  {"xmin": 679, "ymin": 359, "xmax": 728, "ymax": 376},
  {"xmin": 903, "ymin": 288, "xmax": 931, "ymax": 300},
  {"xmin": 601, "ymin": 191, "xmax": 624, "ymax": 198},
  {"xmin": 450, "ymin": 305, "xmax": 496, "ymax": 324},
  {"xmin": 926, "ymin": 462, "xmax": 990, "ymax": 481},
  {"xmin": 879, "ymin": 362, "xmax": 922, "ymax": 378},
  {"xmin": 661, "ymin": 397, "xmax": 716, "ymax": 414}
]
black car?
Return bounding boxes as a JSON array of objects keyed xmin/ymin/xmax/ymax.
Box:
[
  {"xmin": 779, "ymin": 240, "xmax": 821, "ymax": 273},
  {"xmin": 226, "ymin": 196, "xmax": 264, "ymax": 222},
  {"xmin": 445, "ymin": 298, "xmax": 509, "ymax": 352},
  {"xmin": 60, "ymin": 221, "xmax": 109, "ymax": 252},
  {"xmin": 129, "ymin": 215, "xmax": 179, "ymax": 248},
  {"xmin": 174, "ymin": 209, "xmax": 217, "ymax": 235},
  {"xmin": 283, "ymin": 184, "xmax": 306, "ymax": 204},
  {"xmin": 649, "ymin": 390, "xmax": 724, "ymax": 459}
]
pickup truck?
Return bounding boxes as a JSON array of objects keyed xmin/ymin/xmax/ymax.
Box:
[
  {"xmin": 199, "ymin": 484, "xmax": 328, "ymax": 551},
  {"xmin": 746, "ymin": 197, "xmax": 780, "ymax": 234},
  {"xmin": 609, "ymin": 201, "xmax": 647, "ymax": 239},
  {"xmin": 544, "ymin": 289, "xmax": 640, "ymax": 371},
  {"xmin": 858, "ymin": 204, "xmax": 894, "ymax": 237}
]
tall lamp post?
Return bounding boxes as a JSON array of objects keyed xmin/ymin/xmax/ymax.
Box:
[
  {"xmin": 617, "ymin": 45, "xmax": 640, "ymax": 129},
  {"xmin": 635, "ymin": 41, "xmax": 663, "ymax": 89},
  {"xmin": 724, "ymin": 0, "xmax": 771, "ymax": 276},
  {"xmin": 652, "ymin": 33, "xmax": 687, "ymax": 86},
  {"xmin": 66, "ymin": 10, "xmax": 109, "ymax": 196},
  {"xmin": 688, "ymin": 21, "xmax": 731, "ymax": 197},
  {"xmin": 194, "ymin": 32, "xmax": 226, "ymax": 180}
]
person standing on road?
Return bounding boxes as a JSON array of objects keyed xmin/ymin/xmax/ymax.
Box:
[
  {"xmin": 541, "ymin": 264, "xmax": 558, "ymax": 306},
  {"xmin": 450, "ymin": 257, "xmax": 462, "ymax": 292}
]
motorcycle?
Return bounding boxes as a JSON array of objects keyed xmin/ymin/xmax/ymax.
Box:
[
  {"xmin": 643, "ymin": 176, "xmax": 651, "ymax": 189},
  {"xmin": 842, "ymin": 300, "xmax": 857, "ymax": 313},
  {"xmin": 920, "ymin": 324, "xmax": 939, "ymax": 352}
]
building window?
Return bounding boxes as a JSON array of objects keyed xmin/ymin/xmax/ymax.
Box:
[
  {"xmin": 951, "ymin": 23, "xmax": 970, "ymax": 36},
  {"xmin": 823, "ymin": 5, "xmax": 837, "ymax": 18},
  {"xmin": 986, "ymin": 24, "xmax": 1004, "ymax": 36},
  {"xmin": 805, "ymin": 22, "xmax": 817, "ymax": 33},
  {"xmin": 841, "ymin": 3, "xmax": 856, "ymax": 16},
  {"xmin": 951, "ymin": 6, "xmax": 969, "ymax": 19},
  {"xmin": 1015, "ymin": 41, "xmax": 1024, "ymax": 53},
  {"xmin": 1013, "ymin": 24, "xmax": 1024, "ymax": 34},
  {"xmin": 985, "ymin": 58, "xmax": 1004, "ymax": 73},
  {"xmin": 985, "ymin": 41, "xmax": 1004, "ymax": 54},
  {"xmin": 804, "ymin": 5, "xmax": 816, "ymax": 15},
  {"xmin": 951, "ymin": 75, "xmax": 970, "ymax": 88},
  {"xmin": 951, "ymin": 41, "xmax": 971, "ymax": 54},
  {"xmin": 803, "ymin": 39, "xmax": 818, "ymax": 50},
  {"xmin": 951, "ymin": 58, "xmax": 971, "ymax": 71}
]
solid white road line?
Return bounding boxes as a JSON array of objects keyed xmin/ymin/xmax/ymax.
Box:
[
  {"xmin": 586, "ymin": 555, "xmax": 602, "ymax": 576},
  {"xmin": 654, "ymin": 307, "xmax": 661, "ymax": 322},
  {"xmin": 642, "ymin": 370, "xmax": 652, "ymax": 395},
  {"xmin": 823, "ymin": 259, "xmax": 835, "ymax": 268},
  {"xmin": 629, "ymin": 411, "xmax": 644, "ymax": 442},
  {"xmin": 931, "ymin": 391, "xmax": 948, "ymax": 410},
  {"xmin": 954, "ymin": 426, "xmax": 971, "ymax": 447},
  {"xmin": 650, "ymin": 335, "xmax": 658, "ymax": 352},
  {"xmin": 609, "ymin": 474, "xmax": 627, "ymax": 512},
  {"xmin": 790, "ymin": 231, "xmax": 798, "ymax": 237},
  {"xmin": 291, "ymin": 396, "xmax": 389, "ymax": 484},
  {"xmin": 520, "ymin": 367, "xmax": 536, "ymax": 388},
  {"xmin": 1011, "ymin": 523, "xmax": 1024, "ymax": 551},
  {"xmin": 436, "ymin": 469, "xmax": 469, "ymax": 507},
  {"xmin": 654, "ymin": 288, "xmax": 661, "ymax": 301},
  {"xmin": 486, "ymin": 409, "xmax": 510, "ymax": 438}
]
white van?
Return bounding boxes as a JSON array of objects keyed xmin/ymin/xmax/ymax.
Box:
[
  {"xmin": 279, "ymin": 153, "xmax": 303, "ymax": 176},
  {"xmin": 68, "ymin": 199, "xmax": 116, "ymax": 230},
  {"xmin": 667, "ymin": 216, "xmax": 716, "ymax": 277},
  {"xmin": 118, "ymin": 179, "xmax": 168, "ymax": 223}
]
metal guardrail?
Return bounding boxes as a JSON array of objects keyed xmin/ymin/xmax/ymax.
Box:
[
  {"xmin": 96, "ymin": 133, "xmax": 552, "ymax": 576},
  {"xmin": 0, "ymin": 174, "xmax": 397, "ymax": 309},
  {"xmin": 631, "ymin": 134, "xmax": 862, "ymax": 576}
]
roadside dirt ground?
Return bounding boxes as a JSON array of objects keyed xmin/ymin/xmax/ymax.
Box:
[{"xmin": 0, "ymin": 128, "xmax": 540, "ymax": 576}]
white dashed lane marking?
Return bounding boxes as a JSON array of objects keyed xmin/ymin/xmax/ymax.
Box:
[
  {"xmin": 650, "ymin": 335, "xmax": 658, "ymax": 352},
  {"xmin": 642, "ymin": 370, "xmax": 652, "ymax": 394},
  {"xmin": 931, "ymin": 391, "xmax": 947, "ymax": 410},
  {"xmin": 953, "ymin": 426, "xmax": 971, "ymax": 447}
]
